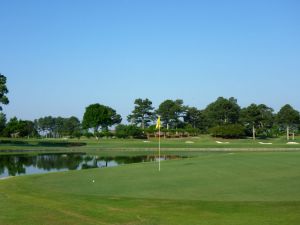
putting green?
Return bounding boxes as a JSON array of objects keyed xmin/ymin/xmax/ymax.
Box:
[{"xmin": 1, "ymin": 152, "xmax": 300, "ymax": 225}]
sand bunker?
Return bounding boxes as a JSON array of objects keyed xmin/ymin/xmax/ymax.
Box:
[
  {"xmin": 216, "ymin": 141, "xmax": 230, "ymax": 144},
  {"xmin": 258, "ymin": 142, "xmax": 273, "ymax": 145}
]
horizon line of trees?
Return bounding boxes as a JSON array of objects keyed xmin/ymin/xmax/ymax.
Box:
[
  {"xmin": 1, "ymin": 74, "xmax": 299, "ymax": 140},
  {"xmin": 1, "ymin": 97, "xmax": 300, "ymax": 140}
]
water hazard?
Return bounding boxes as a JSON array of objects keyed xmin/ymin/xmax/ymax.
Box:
[{"xmin": 0, "ymin": 153, "xmax": 184, "ymax": 178}]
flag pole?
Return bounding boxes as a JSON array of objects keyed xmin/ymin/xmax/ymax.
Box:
[
  {"xmin": 159, "ymin": 125, "xmax": 161, "ymax": 172},
  {"xmin": 156, "ymin": 116, "xmax": 161, "ymax": 172}
]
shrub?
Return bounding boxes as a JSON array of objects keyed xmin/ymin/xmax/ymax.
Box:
[
  {"xmin": 209, "ymin": 124, "xmax": 245, "ymax": 138},
  {"xmin": 83, "ymin": 132, "xmax": 94, "ymax": 139},
  {"xmin": 97, "ymin": 131, "xmax": 114, "ymax": 138},
  {"xmin": 115, "ymin": 125, "xmax": 146, "ymax": 139}
]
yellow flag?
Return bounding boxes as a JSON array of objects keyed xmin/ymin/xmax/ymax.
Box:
[{"xmin": 156, "ymin": 116, "xmax": 161, "ymax": 129}]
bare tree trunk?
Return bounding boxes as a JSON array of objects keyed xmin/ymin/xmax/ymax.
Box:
[
  {"xmin": 252, "ymin": 125, "xmax": 256, "ymax": 140},
  {"xmin": 287, "ymin": 125, "xmax": 290, "ymax": 141}
]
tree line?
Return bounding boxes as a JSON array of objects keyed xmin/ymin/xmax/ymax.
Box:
[
  {"xmin": 0, "ymin": 74, "xmax": 299, "ymax": 140},
  {"xmin": 0, "ymin": 97, "xmax": 299, "ymax": 140}
]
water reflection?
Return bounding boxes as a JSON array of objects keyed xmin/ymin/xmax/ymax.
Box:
[{"xmin": 0, "ymin": 153, "xmax": 183, "ymax": 178}]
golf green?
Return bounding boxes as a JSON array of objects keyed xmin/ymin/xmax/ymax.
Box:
[{"xmin": 1, "ymin": 151, "xmax": 300, "ymax": 225}]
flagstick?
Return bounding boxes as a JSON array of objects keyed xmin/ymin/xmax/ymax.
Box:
[{"xmin": 158, "ymin": 125, "xmax": 161, "ymax": 172}]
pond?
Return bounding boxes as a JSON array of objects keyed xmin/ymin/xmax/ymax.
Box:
[{"xmin": 0, "ymin": 153, "xmax": 184, "ymax": 178}]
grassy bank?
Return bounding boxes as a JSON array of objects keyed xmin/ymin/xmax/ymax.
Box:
[{"xmin": 1, "ymin": 136, "xmax": 300, "ymax": 156}]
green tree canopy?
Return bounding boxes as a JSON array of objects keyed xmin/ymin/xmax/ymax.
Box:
[
  {"xmin": 156, "ymin": 99, "xmax": 185, "ymax": 129},
  {"xmin": 115, "ymin": 124, "xmax": 146, "ymax": 139},
  {"xmin": 209, "ymin": 124, "xmax": 245, "ymax": 139},
  {"xmin": 82, "ymin": 103, "xmax": 122, "ymax": 134},
  {"xmin": 34, "ymin": 116, "xmax": 81, "ymax": 138},
  {"xmin": 204, "ymin": 97, "xmax": 240, "ymax": 126},
  {"xmin": 276, "ymin": 104, "xmax": 300, "ymax": 140},
  {"xmin": 0, "ymin": 112, "xmax": 6, "ymax": 134},
  {"xmin": 184, "ymin": 107, "xmax": 208, "ymax": 132},
  {"xmin": 240, "ymin": 104, "xmax": 274, "ymax": 139},
  {"xmin": 3, "ymin": 117, "xmax": 37, "ymax": 137},
  {"xmin": 127, "ymin": 98, "xmax": 155, "ymax": 129},
  {"xmin": 63, "ymin": 116, "xmax": 81, "ymax": 137},
  {"xmin": 0, "ymin": 74, "xmax": 9, "ymax": 111}
]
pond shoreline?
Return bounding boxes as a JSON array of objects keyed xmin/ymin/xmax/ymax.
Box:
[{"xmin": 0, "ymin": 153, "xmax": 184, "ymax": 179}]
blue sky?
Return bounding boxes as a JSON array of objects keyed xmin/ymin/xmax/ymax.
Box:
[{"xmin": 1, "ymin": 0, "xmax": 300, "ymax": 121}]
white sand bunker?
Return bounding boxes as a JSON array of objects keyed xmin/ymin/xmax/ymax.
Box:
[
  {"xmin": 185, "ymin": 141, "xmax": 194, "ymax": 144},
  {"xmin": 216, "ymin": 141, "xmax": 230, "ymax": 144},
  {"xmin": 259, "ymin": 142, "xmax": 273, "ymax": 145},
  {"xmin": 287, "ymin": 142, "xmax": 299, "ymax": 145},
  {"xmin": 143, "ymin": 141, "xmax": 151, "ymax": 143}
]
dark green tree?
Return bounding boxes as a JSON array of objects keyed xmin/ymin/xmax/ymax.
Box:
[
  {"xmin": 127, "ymin": 98, "xmax": 155, "ymax": 129},
  {"xmin": 0, "ymin": 74, "xmax": 9, "ymax": 111},
  {"xmin": 63, "ymin": 116, "xmax": 81, "ymax": 137},
  {"xmin": 18, "ymin": 120, "xmax": 38, "ymax": 137},
  {"xmin": 156, "ymin": 99, "xmax": 185, "ymax": 129},
  {"xmin": 35, "ymin": 116, "xmax": 81, "ymax": 138},
  {"xmin": 184, "ymin": 107, "xmax": 209, "ymax": 133},
  {"xmin": 115, "ymin": 124, "xmax": 145, "ymax": 139},
  {"xmin": 209, "ymin": 124, "xmax": 245, "ymax": 139},
  {"xmin": 0, "ymin": 112, "xmax": 6, "ymax": 135},
  {"xmin": 204, "ymin": 97, "xmax": 240, "ymax": 126},
  {"xmin": 240, "ymin": 104, "xmax": 274, "ymax": 139},
  {"xmin": 3, "ymin": 117, "xmax": 19, "ymax": 137},
  {"xmin": 3, "ymin": 117, "xmax": 37, "ymax": 137},
  {"xmin": 82, "ymin": 103, "xmax": 122, "ymax": 136},
  {"xmin": 54, "ymin": 117, "xmax": 65, "ymax": 138},
  {"xmin": 276, "ymin": 104, "xmax": 300, "ymax": 140}
]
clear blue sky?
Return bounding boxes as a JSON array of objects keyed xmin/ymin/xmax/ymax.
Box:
[{"xmin": 1, "ymin": 0, "xmax": 300, "ymax": 121}]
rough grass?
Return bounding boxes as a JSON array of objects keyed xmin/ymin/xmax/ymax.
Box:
[{"xmin": 1, "ymin": 152, "xmax": 300, "ymax": 224}]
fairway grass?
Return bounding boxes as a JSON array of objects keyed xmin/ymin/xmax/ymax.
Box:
[
  {"xmin": 1, "ymin": 152, "xmax": 300, "ymax": 224},
  {"xmin": 1, "ymin": 136, "xmax": 300, "ymax": 156}
]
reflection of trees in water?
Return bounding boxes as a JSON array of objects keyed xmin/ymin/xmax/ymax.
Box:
[
  {"xmin": 36, "ymin": 154, "xmax": 84, "ymax": 170},
  {"xmin": 99, "ymin": 155, "xmax": 181, "ymax": 164},
  {"xmin": 0, "ymin": 154, "xmax": 85, "ymax": 176},
  {"xmin": 0, "ymin": 156, "xmax": 27, "ymax": 176},
  {"xmin": 81, "ymin": 156, "xmax": 151, "ymax": 169},
  {"xmin": 96, "ymin": 155, "xmax": 176, "ymax": 165},
  {"xmin": 0, "ymin": 154, "xmax": 184, "ymax": 176},
  {"xmin": 81, "ymin": 156, "xmax": 98, "ymax": 169}
]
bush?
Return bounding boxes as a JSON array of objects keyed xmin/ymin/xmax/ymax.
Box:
[
  {"xmin": 71, "ymin": 130, "xmax": 82, "ymax": 139},
  {"xmin": 184, "ymin": 124, "xmax": 200, "ymax": 136},
  {"xmin": 97, "ymin": 131, "xmax": 114, "ymax": 138},
  {"xmin": 209, "ymin": 124, "xmax": 245, "ymax": 138},
  {"xmin": 115, "ymin": 125, "xmax": 147, "ymax": 139},
  {"xmin": 83, "ymin": 132, "xmax": 94, "ymax": 139}
]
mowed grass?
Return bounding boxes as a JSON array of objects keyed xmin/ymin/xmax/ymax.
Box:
[
  {"xmin": 1, "ymin": 152, "xmax": 300, "ymax": 225},
  {"xmin": 1, "ymin": 136, "xmax": 300, "ymax": 155}
]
